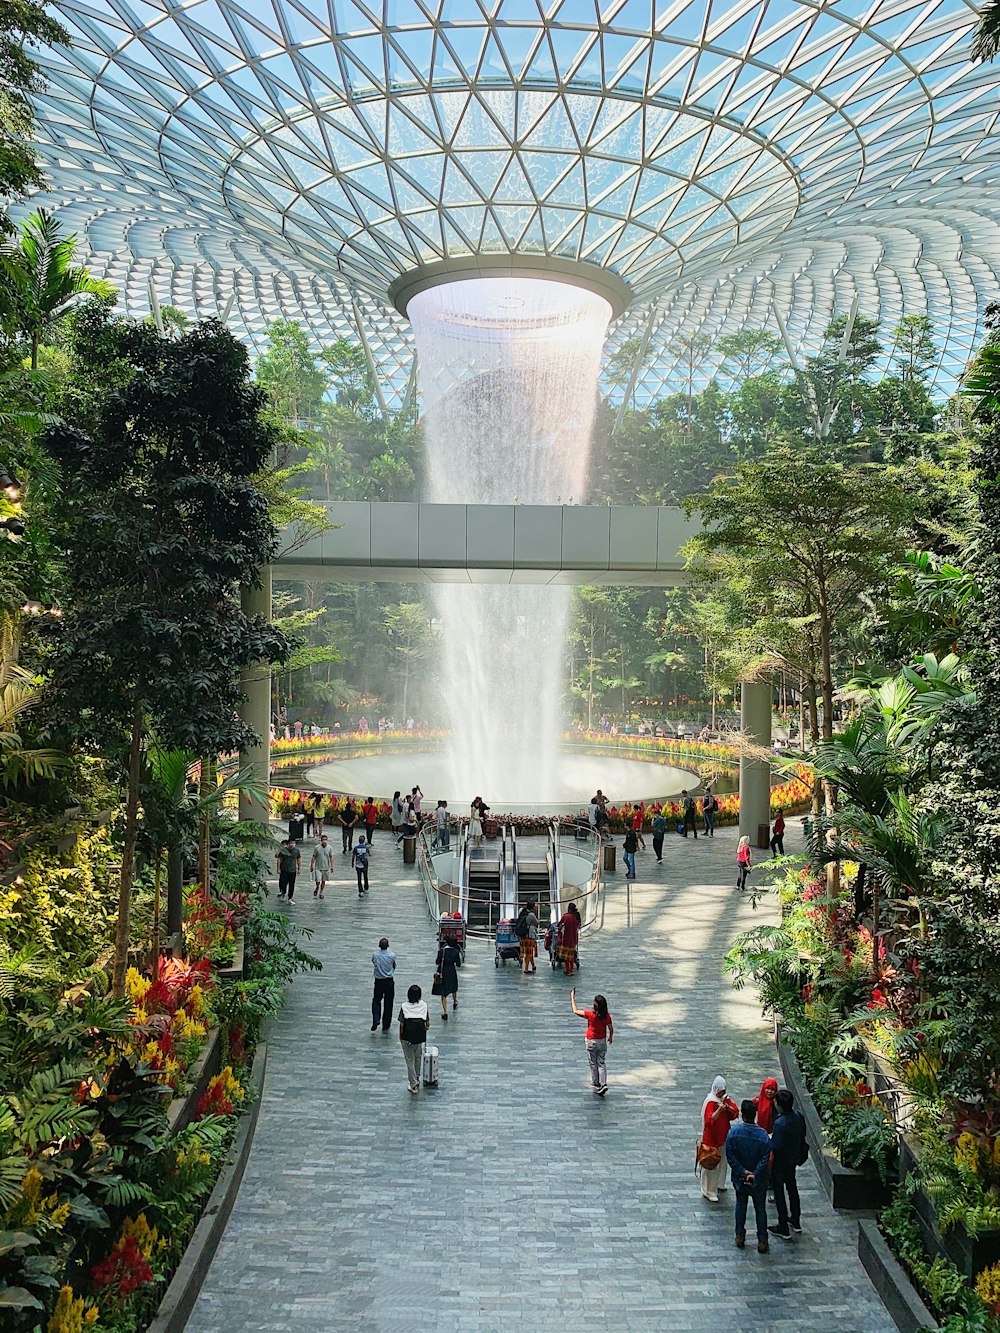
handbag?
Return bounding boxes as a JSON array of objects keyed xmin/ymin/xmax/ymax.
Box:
[
  {"xmin": 431, "ymin": 971, "xmax": 444, "ymax": 996},
  {"xmin": 696, "ymin": 1140, "xmax": 721, "ymax": 1172}
]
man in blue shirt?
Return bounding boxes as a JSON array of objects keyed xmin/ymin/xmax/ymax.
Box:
[
  {"xmin": 769, "ymin": 1087, "xmax": 807, "ymax": 1240},
  {"xmin": 726, "ymin": 1099, "xmax": 772, "ymax": 1252},
  {"xmin": 370, "ymin": 937, "xmax": 396, "ymax": 1032}
]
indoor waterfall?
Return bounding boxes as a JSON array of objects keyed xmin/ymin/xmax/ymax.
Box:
[{"xmin": 407, "ymin": 277, "xmax": 612, "ymax": 805}]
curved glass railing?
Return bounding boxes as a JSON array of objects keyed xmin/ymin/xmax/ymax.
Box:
[{"xmin": 418, "ymin": 816, "xmax": 604, "ymax": 938}]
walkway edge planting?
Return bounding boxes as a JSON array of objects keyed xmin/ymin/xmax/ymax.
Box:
[
  {"xmin": 146, "ymin": 1040, "xmax": 268, "ymax": 1333},
  {"xmin": 776, "ymin": 1027, "xmax": 892, "ymax": 1210},
  {"xmin": 858, "ymin": 1219, "xmax": 939, "ymax": 1333}
]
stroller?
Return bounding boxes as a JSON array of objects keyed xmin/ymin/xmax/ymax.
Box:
[
  {"xmin": 546, "ymin": 920, "xmax": 581, "ymax": 974},
  {"xmin": 495, "ymin": 919, "xmax": 521, "ymax": 967}
]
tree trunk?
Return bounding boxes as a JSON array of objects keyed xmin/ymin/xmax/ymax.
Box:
[
  {"xmin": 113, "ymin": 709, "xmax": 144, "ymax": 997},
  {"xmin": 198, "ymin": 756, "xmax": 214, "ymax": 891},
  {"xmin": 150, "ymin": 852, "xmax": 163, "ymax": 975}
]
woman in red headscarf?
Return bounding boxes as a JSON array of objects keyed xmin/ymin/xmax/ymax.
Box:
[{"xmin": 755, "ymin": 1077, "xmax": 779, "ymax": 1134}]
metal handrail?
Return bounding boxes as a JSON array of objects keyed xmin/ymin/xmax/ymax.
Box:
[
  {"xmin": 547, "ymin": 820, "xmax": 561, "ymax": 925},
  {"xmin": 416, "ymin": 829, "xmax": 440, "ymax": 922}
]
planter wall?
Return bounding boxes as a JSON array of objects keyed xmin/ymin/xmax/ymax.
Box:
[
  {"xmin": 776, "ymin": 1027, "xmax": 893, "ymax": 1210},
  {"xmin": 166, "ymin": 1027, "xmax": 222, "ymax": 1136},
  {"xmin": 899, "ymin": 1136, "xmax": 1000, "ymax": 1280},
  {"xmin": 147, "ymin": 1040, "xmax": 267, "ymax": 1333},
  {"xmin": 216, "ymin": 928, "xmax": 245, "ymax": 983},
  {"xmin": 858, "ymin": 1219, "xmax": 939, "ymax": 1333}
]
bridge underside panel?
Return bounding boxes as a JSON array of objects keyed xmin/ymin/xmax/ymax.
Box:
[{"xmin": 274, "ymin": 502, "xmax": 694, "ymax": 586}]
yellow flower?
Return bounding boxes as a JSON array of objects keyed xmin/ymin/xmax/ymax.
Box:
[
  {"xmin": 121, "ymin": 1212, "xmax": 160, "ymax": 1260},
  {"xmin": 189, "ymin": 984, "xmax": 206, "ymax": 1017},
  {"xmin": 84, "ymin": 1310, "xmax": 99, "ymax": 1326},
  {"xmin": 124, "ymin": 966, "xmax": 151, "ymax": 1003},
  {"xmin": 977, "ymin": 1260, "xmax": 1000, "ymax": 1309},
  {"xmin": 48, "ymin": 1286, "xmax": 85, "ymax": 1333},
  {"xmin": 956, "ymin": 1132, "xmax": 982, "ymax": 1175}
]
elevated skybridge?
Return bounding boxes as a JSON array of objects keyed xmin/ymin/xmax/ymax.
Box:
[{"xmin": 273, "ymin": 501, "xmax": 697, "ymax": 587}]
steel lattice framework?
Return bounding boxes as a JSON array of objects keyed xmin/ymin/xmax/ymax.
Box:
[{"xmin": 22, "ymin": 0, "xmax": 1000, "ymax": 404}]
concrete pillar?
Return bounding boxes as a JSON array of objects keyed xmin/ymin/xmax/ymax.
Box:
[
  {"xmin": 239, "ymin": 568, "xmax": 272, "ymax": 825},
  {"xmin": 739, "ymin": 679, "xmax": 772, "ymax": 848}
]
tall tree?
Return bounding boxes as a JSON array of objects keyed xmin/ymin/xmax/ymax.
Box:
[
  {"xmin": 687, "ymin": 445, "xmax": 913, "ymax": 804},
  {"xmin": 43, "ymin": 308, "xmax": 290, "ymax": 995},
  {"xmin": 0, "ymin": 0, "xmax": 67, "ymax": 223}
]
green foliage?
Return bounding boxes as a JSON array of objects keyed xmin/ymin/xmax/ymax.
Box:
[
  {"xmin": 0, "ymin": 210, "xmax": 110, "ymax": 367},
  {"xmin": 0, "ymin": 0, "xmax": 68, "ymax": 221}
]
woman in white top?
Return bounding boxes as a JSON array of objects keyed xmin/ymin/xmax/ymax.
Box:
[
  {"xmin": 398, "ymin": 983, "xmax": 430, "ymax": 1094},
  {"xmin": 391, "ymin": 790, "xmax": 404, "ymax": 844},
  {"xmin": 469, "ymin": 796, "xmax": 484, "ymax": 847}
]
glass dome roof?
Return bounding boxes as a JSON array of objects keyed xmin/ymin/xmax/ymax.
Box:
[{"xmin": 22, "ymin": 0, "xmax": 1000, "ymax": 403}]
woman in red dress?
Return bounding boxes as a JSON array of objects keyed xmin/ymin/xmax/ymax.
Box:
[
  {"xmin": 556, "ymin": 901, "xmax": 581, "ymax": 975},
  {"xmin": 699, "ymin": 1076, "xmax": 739, "ymax": 1201}
]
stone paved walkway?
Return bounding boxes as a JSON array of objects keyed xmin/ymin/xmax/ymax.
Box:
[{"xmin": 187, "ymin": 825, "xmax": 893, "ymax": 1333}]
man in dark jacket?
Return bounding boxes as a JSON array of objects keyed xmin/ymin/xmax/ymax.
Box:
[
  {"xmin": 725, "ymin": 1099, "xmax": 772, "ymax": 1252},
  {"xmin": 769, "ymin": 1087, "xmax": 807, "ymax": 1240}
]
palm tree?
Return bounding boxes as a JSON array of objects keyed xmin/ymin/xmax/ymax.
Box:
[
  {"xmin": 0, "ymin": 210, "xmax": 107, "ymax": 368},
  {"xmin": 974, "ymin": 0, "xmax": 1000, "ymax": 58},
  {"xmin": 0, "ymin": 615, "xmax": 63, "ymax": 788}
]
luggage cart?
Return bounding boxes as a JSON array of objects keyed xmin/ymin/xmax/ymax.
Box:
[
  {"xmin": 495, "ymin": 919, "xmax": 521, "ymax": 967},
  {"xmin": 438, "ymin": 912, "xmax": 466, "ymax": 962}
]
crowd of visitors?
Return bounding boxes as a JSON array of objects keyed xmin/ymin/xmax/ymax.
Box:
[{"xmin": 699, "ymin": 1074, "xmax": 808, "ymax": 1251}]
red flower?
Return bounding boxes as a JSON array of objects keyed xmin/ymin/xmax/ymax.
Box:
[{"xmin": 91, "ymin": 1234, "xmax": 155, "ymax": 1296}]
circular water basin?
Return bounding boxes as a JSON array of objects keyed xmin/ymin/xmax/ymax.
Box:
[{"xmin": 304, "ymin": 750, "xmax": 702, "ymax": 814}]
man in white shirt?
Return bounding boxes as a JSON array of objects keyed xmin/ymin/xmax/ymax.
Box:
[{"xmin": 310, "ymin": 835, "xmax": 333, "ymax": 899}]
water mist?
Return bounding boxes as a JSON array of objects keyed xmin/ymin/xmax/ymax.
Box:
[{"xmin": 407, "ymin": 277, "xmax": 611, "ymax": 805}]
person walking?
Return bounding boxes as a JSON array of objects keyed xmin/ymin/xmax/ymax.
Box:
[
  {"xmin": 362, "ymin": 795, "xmax": 378, "ymax": 845},
  {"xmin": 314, "ymin": 793, "xmax": 328, "ymax": 838},
  {"xmin": 398, "ymin": 984, "xmax": 430, "ymax": 1094},
  {"xmin": 411, "ymin": 786, "xmax": 423, "ymax": 823},
  {"xmin": 275, "ymin": 838, "xmax": 300, "ymax": 901},
  {"xmin": 623, "ymin": 827, "xmax": 638, "ymax": 880},
  {"xmin": 515, "ymin": 899, "xmax": 539, "ymax": 973},
  {"xmin": 736, "ymin": 835, "xmax": 752, "ymax": 892},
  {"xmin": 726, "ymin": 1100, "xmax": 772, "ymax": 1252},
  {"xmin": 302, "ymin": 793, "xmax": 316, "ymax": 839},
  {"xmin": 433, "ymin": 935, "xmax": 461, "ymax": 1020},
  {"xmin": 769, "ymin": 1088, "xmax": 807, "ymax": 1241},
  {"xmin": 631, "ymin": 803, "xmax": 646, "ymax": 851},
  {"xmin": 371, "ymin": 936, "xmax": 396, "ymax": 1032},
  {"xmin": 770, "ymin": 812, "xmax": 786, "ymax": 858},
  {"xmin": 352, "ymin": 838, "xmax": 371, "ymax": 896},
  {"xmin": 310, "ymin": 834, "xmax": 333, "ymax": 899},
  {"xmin": 339, "ymin": 799, "xmax": 358, "ymax": 853},
  {"xmin": 391, "ymin": 790, "xmax": 404, "ymax": 844},
  {"xmin": 555, "ymin": 900, "xmax": 581, "ymax": 976},
  {"xmin": 699, "ymin": 1076, "xmax": 739, "ymax": 1201},
  {"xmin": 702, "ymin": 788, "xmax": 717, "ymax": 837},
  {"xmin": 570, "ymin": 989, "xmax": 613, "ymax": 1095},
  {"xmin": 681, "ymin": 789, "xmax": 698, "ymax": 838},
  {"xmin": 651, "ymin": 809, "xmax": 667, "ymax": 863}
]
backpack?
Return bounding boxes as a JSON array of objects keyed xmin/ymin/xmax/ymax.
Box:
[
  {"xmin": 513, "ymin": 910, "xmax": 530, "ymax": 940},
  {"xmin": 401, "ymin": 1011, "xmax": 426, "ymax": 1044}
]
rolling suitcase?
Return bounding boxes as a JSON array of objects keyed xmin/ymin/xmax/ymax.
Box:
[{"xmin": 422, "ymin": 1045, "xmax": 439, "ymax": 1087}]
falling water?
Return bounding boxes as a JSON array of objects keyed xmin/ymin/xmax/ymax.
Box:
[{"xmin": 408, "ymin": 277, "xmax": 612, "ymax": 804}]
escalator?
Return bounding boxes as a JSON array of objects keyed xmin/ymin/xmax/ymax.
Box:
[
  {"xmin": 465, "ymin": 832, "xmax": 503, "ymax": 931},
  {"xmin": 512, "ymin": 825, "xmax": 556, "ymax": 923}
]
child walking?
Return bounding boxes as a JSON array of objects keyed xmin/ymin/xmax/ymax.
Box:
[{"xmin": 570, "ymin": 989, "xmax": 614, "ymax": 1095}]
